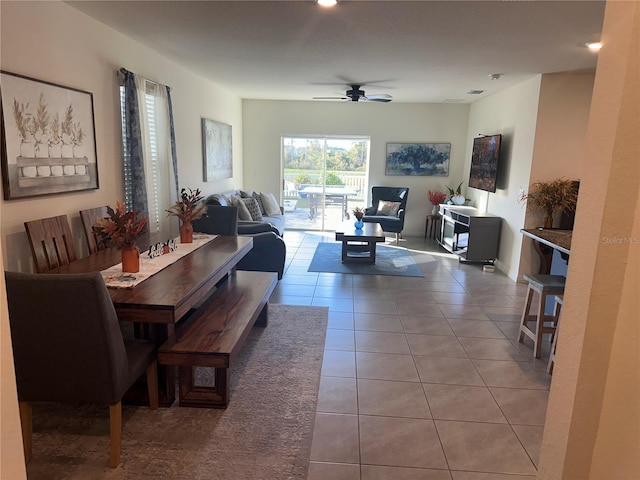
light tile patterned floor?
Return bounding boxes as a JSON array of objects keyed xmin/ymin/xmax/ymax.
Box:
[{"xmin": 270, "ymin": 231, "xmax": 552, "ymax": 480}]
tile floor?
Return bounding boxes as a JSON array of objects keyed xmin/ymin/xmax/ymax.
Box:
[{"xmin": 269, "ymin": 231, "xmax": 554, "ymax": 480}]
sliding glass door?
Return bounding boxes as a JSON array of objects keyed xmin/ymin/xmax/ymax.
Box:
[{"xmin": 282, "ymin": 136, "xmax": 370, "ymax": 231}]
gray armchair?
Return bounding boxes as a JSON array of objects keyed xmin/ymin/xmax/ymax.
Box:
[
  {"xmin": 363, "ymin": 186, "xmax": 410, "ymax": 244},
  {"xmin": 5, "ymin": 271, "xmax": 159, "ymax": 468},
  {"xmin": 193, "ymin": 205, "xmax": 286, "ymax": 279}
]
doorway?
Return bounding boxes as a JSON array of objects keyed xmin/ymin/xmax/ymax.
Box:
[{"xmin": 282, "ymin": 136, "xmax": 370, "ymax": 231}]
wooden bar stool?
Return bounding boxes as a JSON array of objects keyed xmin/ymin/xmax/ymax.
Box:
[
  {"xmin": 518, "ymin": 274, "xmax": 566, "ymax": 358},
  {"xmin": 547, "ymin": 295, "xmax": 563, "ymax": 374}
]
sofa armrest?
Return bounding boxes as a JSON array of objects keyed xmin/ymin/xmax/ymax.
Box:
[{"xmin": 238, "ymin": 221, "xmax": 279, "ymax": 235}]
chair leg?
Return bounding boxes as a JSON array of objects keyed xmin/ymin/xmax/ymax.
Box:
[
  {"xmin": 518, "ymin": 286, "xmax": 535, "ymax": 343},
  {"xmin": 19, "ymin": 401, "xmax": 32, "ymax": 463},
  {"xmin": 533, "ymin": 293, "xmax": 547, "ymax": 358},
  {"xmin": 146, "ymin": 361, "xmax": 159, "ymax": 410},
  {"xmin": 109, "ymin": 402, "xmax": 122, "ymax": 468}
]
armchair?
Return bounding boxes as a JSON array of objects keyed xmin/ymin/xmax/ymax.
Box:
[
  {"xmin": 193, "ymin": 205, "xmax": 286, "ymax": 279},
  {"xmin": 363, "ymin": 186, "xmax": 410, "ymax": 244}
]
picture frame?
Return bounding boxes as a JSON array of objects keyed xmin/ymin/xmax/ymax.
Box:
[
  {"xmin": 385, "ymin": 142, "xmax": 451, "ymax": 176},
  {"xmin": 202, "ymin": 118, "xmax": 232, "ymax": 182},
  {"xmin": 1, "ymin": 71, "xmax": 99, "ymax": 200}
]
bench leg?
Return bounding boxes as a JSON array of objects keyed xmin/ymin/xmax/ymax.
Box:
[
  {"xmin": 178, "ymin": 366, "xmax": 230, "ymax": 408},
  {"xmin": 255, "ymin": 303, "xmax": 269, "ymax": 327}
]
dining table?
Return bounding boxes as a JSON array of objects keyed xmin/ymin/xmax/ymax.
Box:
[{"xmin": 53, "ymin": 234, "xmax": 254, "ymax": 406}]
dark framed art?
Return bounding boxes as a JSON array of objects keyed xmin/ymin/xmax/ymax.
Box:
[
  {"xmin": 202, "ymin": 117, "xmax": 232, "ymax": 182},
  {"xmin": 0, "ymin": 71, "xmax": 99, "ymax": 200},
  {"xmin": 385, "ymin": 142, "xmax": 451, "ymax": 176}
]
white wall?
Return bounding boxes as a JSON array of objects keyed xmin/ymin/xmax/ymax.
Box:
[
  {"xmin": 0, "ymin": 1, "xmax": 243, "ymax": 272},
  {"xmin": 242, "ymin": 100, "xmax": 469, "ymax": 236},
  {"xmin": 464, "ymin": 76, "xmax": 542, "ymax": 280}
]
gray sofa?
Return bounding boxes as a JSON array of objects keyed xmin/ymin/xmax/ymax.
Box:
[{"xmin": 203, "ymin": 190, "xmax": 285, "ymax": 236}]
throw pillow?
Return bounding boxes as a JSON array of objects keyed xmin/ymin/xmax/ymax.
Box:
[
  {"xmin": 231, "ymin": 196, "xmax": 252, "ymax": 221},
  {"xmin": 261, "ymin": 192, "xmax": 281, "ymax": 216},
  {"xmin": 377, "ymin": 200, "xmax": 401, "ymax": 216},
  {"xmin": 240, "ymin": 190, "xmax": 254, "ymax": 198},
  {"xmin": 252, "ymin": 191, "xmax": 266, "ymax": 215},
  {"xmin": 241, "ymin": 197, "xmax": 263, "ymax": 221}
]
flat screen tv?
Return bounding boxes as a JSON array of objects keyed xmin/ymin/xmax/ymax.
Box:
[{"xmin": 468, "ymin": 134, "xmax": 502, "ymax": 193}]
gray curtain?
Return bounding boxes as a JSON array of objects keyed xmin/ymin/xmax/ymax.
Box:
[{"xmin": 166, "ymin": 86, "xmax": 179, "ymax": 199}]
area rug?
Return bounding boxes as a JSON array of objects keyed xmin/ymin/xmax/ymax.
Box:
[
  {"xmin": 24, "ymin": 304, "xmax": 328, "ymax": 480},
  {"xmin": 308, "ymin": 242, "xmax": 424, "ymax": 277}
]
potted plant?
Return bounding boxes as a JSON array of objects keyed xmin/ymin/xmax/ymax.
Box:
[
  {"xmin": 427, "ymin": 190, "xmax": 447, "ymax": 215},
  {"xmin": 352, "ymin": 206, "xmax": 365, "ymax": 229},
  {"xmin": 519, "ymin": 178, "xmax": 578, "ymax": 228},
  {"xmin": 445, "ymin": 182, "xmax": 466, "ymax": 205},
  {"xmin": 166, "ymin": 187, "xmax": 207, "ymax": 243},
  {"xmin": 94, "ymin": 201, "xmax": 148, "ymax": 273}
]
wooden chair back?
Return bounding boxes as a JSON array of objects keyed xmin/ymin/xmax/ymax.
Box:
[
  {"xmin": 24, "ymin": 215, "xmax": 77, "ymax": 273},
  {"xmin": 79, "ymin": 206, "xmax": 108, "ymax": 255}
]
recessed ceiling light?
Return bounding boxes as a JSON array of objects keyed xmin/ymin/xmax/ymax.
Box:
[
  {"xmin": 489, "ymin": 73, "xmax": 503, "ymax": 80},
  {"xmin": 467, "ymin": 90, "xmax": 485, "ymax": 95},
  {"xmin": 586, "ymin": 42, "xmax": 602, "ymax": 52},
  {"xmin": 318, "ymin": 0, "xmax": 337, "ymax": 6}
]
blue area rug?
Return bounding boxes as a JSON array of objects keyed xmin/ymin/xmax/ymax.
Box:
[{"xmin": 308, "ymin": 242, "xmax": 424, "ymax": 277}]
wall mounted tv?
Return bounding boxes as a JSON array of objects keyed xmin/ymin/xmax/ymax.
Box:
[{"xmin": 468, "ymin": 134, "xmax": 502, "ymax": 193}]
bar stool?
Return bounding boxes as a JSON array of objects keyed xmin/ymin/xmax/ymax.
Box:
[
  {"xmin": 547, "ymin": 295, "xmax": 563, "ymax": 374},
  {"xmin": 518, "ymin": 274, "xmax": 566, "ymax": 358}
]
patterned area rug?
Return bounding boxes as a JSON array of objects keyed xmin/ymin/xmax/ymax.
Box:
[
  {"xmin": 24, "ymin": 304, "xmax": 328, "ymax": 480},
  {"xmin": 308, "ymin": 242, "xmax": 424, "ymax": 277}
]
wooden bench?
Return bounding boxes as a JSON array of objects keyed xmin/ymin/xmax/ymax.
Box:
[{"xmin": 157, "ymin": 270, "xmax": 277, "ymax": 408}]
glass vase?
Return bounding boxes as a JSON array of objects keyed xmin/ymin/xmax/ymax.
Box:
[{"xmin": 354, "ymin": 219, "xmax": 364, "ymax": 229}]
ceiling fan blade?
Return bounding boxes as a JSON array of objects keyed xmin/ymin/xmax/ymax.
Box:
[
  {"xmin": 363, "ymin": 94, "xmax": 393, "ymax": 103},
  {"xmin": 313, "ymin": 96, "xmax": 348, "ymax": 101}
]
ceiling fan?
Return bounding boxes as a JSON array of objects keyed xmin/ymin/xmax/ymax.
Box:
[{"xmin": 313, "ymin": 84, "xmax": 392, "ymax": 103}]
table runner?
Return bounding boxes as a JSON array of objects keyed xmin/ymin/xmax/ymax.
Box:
[{"xmin": 101, "ymin": 234, "xmax": 218, "ymax": 289}]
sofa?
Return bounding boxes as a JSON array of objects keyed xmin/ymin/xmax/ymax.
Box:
[
  {"xmin": 194, "ymin": 202, "xmax": 286, "ymax": 280},
  {"xmin": 203, "ymin": 190, "xmax": 285, "ymax": 236}
]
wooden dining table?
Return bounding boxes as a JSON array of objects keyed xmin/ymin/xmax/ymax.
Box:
[{"xmin": 53, "ymin": 235, "xmax": 254, "ymax": 405}]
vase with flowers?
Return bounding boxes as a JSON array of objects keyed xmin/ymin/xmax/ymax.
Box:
[
  {"xmin": 427, "ymin": 190, "xmax": 447, "ymax": 215},
  {"xmin": 166, "ymin": 188, "xmax": 207, "ymax": 243},
  {"xmin": 519, "ymin": 178, "xmax": 578, "ymax": 228},
  {"xmin": 94, "ymin": 201, "xmax": 148, "ymax": 273},
  {"xmin": 352, "ymin": 206, "xmax": 365, "ymax": 229},
  {"xmin": 445, "ymin": 182, "xmax": 467, "ymax": 205}
]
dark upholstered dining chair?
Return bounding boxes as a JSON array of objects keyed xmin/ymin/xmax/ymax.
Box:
[
  {"xmin": 79, "ymin": 206, "xmax": 109, "ymax": 255},
  {"xmin": 24, "ymin": 215, "xmax": 78, "ymax": 272},
  {"xmin": 5, "ymin": 271, "xmax": 159, "ymax": 468},
  {"xmin": 193, "ymin": 205, "xmax": 286, "ymax": 279},
  {"xmin": 362, "ymin": 186, "xmax": 410, "ymax": 244}
]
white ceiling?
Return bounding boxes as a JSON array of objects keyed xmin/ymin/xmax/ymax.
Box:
[{"xmin": 68, "ymin": 0, "xmax": 606, "ymax": 104}]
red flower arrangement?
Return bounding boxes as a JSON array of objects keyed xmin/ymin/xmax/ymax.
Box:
[{"xmin": 427, "ymin": 190, "xmax": 447, "ymax": 206}]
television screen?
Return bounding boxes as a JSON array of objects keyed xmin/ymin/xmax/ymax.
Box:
[{"xmin": 468, "ymin": 134, "xmax": 502, "ymax": 193}]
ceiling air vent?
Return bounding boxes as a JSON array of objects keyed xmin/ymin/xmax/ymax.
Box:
[{"xmin": 467, "ymin": 90, "xmax": 485, "ymax": 95}]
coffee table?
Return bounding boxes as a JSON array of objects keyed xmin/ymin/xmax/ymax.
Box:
[{"xmin": 335, "ymin": 221, "xmax": 385, "ymax": 264}]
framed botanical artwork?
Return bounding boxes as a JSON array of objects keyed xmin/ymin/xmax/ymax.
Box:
[
  {"xmin": 202, "ymin": 118, "xmax": 232, "ymax": 182},
  {"xmin": 0, "ymin": 71, "xmax": 99, "ymax": 200},
  {"xmin": 385, "ymin": 142, "xmax": 451, "ymax": 176}
]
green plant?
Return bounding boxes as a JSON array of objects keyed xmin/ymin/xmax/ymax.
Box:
[
  {"xmin": 166, "ymin": 188, "xmax": 207, "ymax": 224},
  {"xmin": 324, "ymin": 172, "xmax": 344, "ymax": 185},
  {"xmin": 294, "ymin": 173, "xmax": 312, "ymax": 185},
  {"xmin": 445, "ymin": 181, "xmax": 464, "ymax": 197},
  {"xmin": 94, "ymin": 201, "xmax": 148, "ymax": 249}
]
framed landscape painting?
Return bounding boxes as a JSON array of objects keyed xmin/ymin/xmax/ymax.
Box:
[
  {"xmin": 202, "ymin": 118, "xmax": 232, "ymax": 182},
  {"xmin": 385, "ymin": 142, "xmax": 451, "ymax": 176},
  {"xmin": 0, "ymin": 71, "xmax": 99, "ymax": 200}
]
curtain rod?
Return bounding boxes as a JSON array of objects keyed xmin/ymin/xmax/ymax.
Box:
[{"xmin": 117, "ymin": 68, "xmax": 171, "ymax": 91}]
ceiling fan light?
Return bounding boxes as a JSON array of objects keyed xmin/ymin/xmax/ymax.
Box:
[
  {"xmin": 317, "ymin": 0, "xmax": 337, "ymax": 7},
  {"xmin": 586, "ymin": 42, "xmax": 602, "ymax": 52}
]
